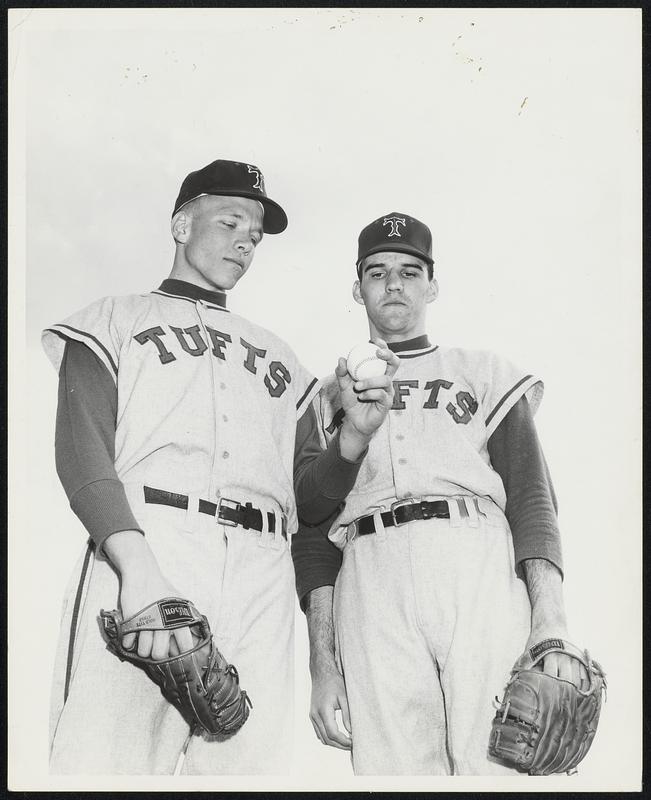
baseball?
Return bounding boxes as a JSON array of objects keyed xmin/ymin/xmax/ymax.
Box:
[{"xmin": 347, "ymin": 342, "xmax": 386, "ymax": 381}]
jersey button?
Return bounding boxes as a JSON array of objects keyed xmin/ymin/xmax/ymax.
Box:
[
  {"xmin": 398, "ymin": 458, "xmax": 407, "ymax": 465},
  {"xmin": 396, "ymin": 434, "xmax": 405, "ymax": 441},
  {"xmin": 222, "ymin": 414, "xmax": 228, "ymax": 422},
  {"xmin": 222, "ymin": 451, "xmax": 230, "ymax": 459},
  {"xmin": 220, "ymin": 382, "xmax": 226, "ymax": 390}
]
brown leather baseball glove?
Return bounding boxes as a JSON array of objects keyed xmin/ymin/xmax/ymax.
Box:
[
  {"xmin": 100, "ymin": 597, "xmax": 252, "ymax": 738},
  {"xmin": 488, "ymin": 638, "xmax": 606, "ymax": 775}
]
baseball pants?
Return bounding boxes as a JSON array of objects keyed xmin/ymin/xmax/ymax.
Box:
[
  {"xmin": 49, "ymin": 484, "xmax": 295, "ymax": 775},
  {"xmin": 333, "ymin": 495, "xmax": 531, "ymax": 775}
]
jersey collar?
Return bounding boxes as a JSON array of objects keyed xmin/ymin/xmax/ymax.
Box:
[
  {"xmin": 387, "ymin": 335, "xmax": 431, "ymax": 353},
  {"xmin": 157, "ymin": 279, "xmax": 227, "ymax": 308}
]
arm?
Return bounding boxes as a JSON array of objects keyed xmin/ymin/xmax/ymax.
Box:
[
  {"xmin": 522, "ymin": 558, "xmax": 588, "ymax": 688},
  {"xmin": 304, "ymin": 586, "xmax": 351, "ymax": 749},
  {"xmin": 294, "ymin": 340, "xmax": 400, "ymax": 525},
  {"xmin": 487, "ymin": 395, "xmax": 563, "ymax": 579},
  {"xmin": 294, "ymin": 405, "xmax": 365, "ymax": 526},
  {"xmin": 489, "ymin": 397, "xmax": 586, "ymax": 687},
  {"xmin": 291, "ymin": 516, "xmax": 349, "ymax": 749},
  {"xmin": 56, "ymin": 339, "xmax": 193, "ymax": 657}
]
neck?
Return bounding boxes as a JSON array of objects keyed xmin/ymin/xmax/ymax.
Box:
[
  {"xmin": 169, "ymin": 259, "xmax": 224, "ymax": 293},
  {"xmin": 368, "ymin": 323, "xmax": 428, "ymax": 344}
]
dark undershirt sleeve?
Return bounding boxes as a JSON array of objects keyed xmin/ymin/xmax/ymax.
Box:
[
  {"xmin": 293, "ymin": 403, "xmax": 365, "ymax": 525},
  {"xmin": 488, "ymin": 394, "xmax": 564, "ymax": 580},
  {"xmin": 291, "ymin": 509, "xmax": 343, "ymax": 611},
  {"xmin": 55, "ymin": 339, "xmax": 144, "ymax": 551}
]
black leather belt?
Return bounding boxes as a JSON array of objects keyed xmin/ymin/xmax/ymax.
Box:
[
  {"xmin": 143, "ymin": 486, "xmax": 287, "ymax": 539},
  {"xmin": 356, "ymin": 499, "xmax": 450, "ymax": 536}
]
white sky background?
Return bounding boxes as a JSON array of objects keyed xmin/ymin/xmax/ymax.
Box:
[{"xmin": 9, "ymin": 7, "xmax": 641, "ymax": 792}]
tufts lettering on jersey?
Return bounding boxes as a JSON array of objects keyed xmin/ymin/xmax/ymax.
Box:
[
  {"xmin": 264, "ymin": 361, "xmax": 291, "ymax": 397},
  {"xmin": 325, "ymin": 408, "xmax": 346, "ymax": 435},
  {"xmin": 171, "ymin": 325, "xmax": 209, "ymax": 357},
  {"xmin": 391, "ymin": 379, "xmax": 479, "ymax": 425},
  {"xmin": 134, "ymin": 324, "xmax": 291, "ymax": 398}
]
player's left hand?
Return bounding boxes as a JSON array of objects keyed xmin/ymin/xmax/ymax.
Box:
[
  {"xmin": 525, "ymin": 629, "xmax": 590, "ymax": 691},
  {"xmin": 335, "ymin": 338, "xmax": 399, "ymax": 440}
]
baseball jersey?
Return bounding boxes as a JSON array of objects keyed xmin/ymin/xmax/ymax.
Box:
[
  {"xmin": 315, "ymin": 336, "xmax": 544, "ymax": 547},
  {"xmin": 42, "ymin": 280, "xmax": 320, "ymax": 535}
]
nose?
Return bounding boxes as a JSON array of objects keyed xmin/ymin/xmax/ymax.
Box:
[
  {"xmin": 386, "ymin": 272, "xmax": 404, "ymax": 292},
  {"xmin": 234, "ymin": 236, "xmax": 252, "ymax": 256}
]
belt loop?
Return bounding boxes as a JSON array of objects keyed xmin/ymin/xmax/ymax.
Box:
[
  {"xmin": 346, "ymin": 521, "xmax": 357, "ymax": 544},
  {"xmin": 474, "ymin": 497, "xmax": 488, "ymax": 520},
  {"xmin": 448, "ymin": 497, "xmax": 462, "ymax": 528},
  {"xmin": 464, "ymin": 497, "xmax": 479, "ymax": 528},
  {"xmin": 183, "ymin": 491, "xmax": 201, "ymax": 532},
  {"xmin": 373, "ymin": 508, "xmax": 387, "ymax": 541},
  {"xmin": 270, "ymin": 509, "xmax": 283, "ymax": 550},
  {"xmin": 257, "ymin": 506, "xmax": 271, "ymax": 549}
]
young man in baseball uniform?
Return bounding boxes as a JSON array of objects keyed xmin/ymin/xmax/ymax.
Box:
[
  {"xmin": 42, "ymin": 161, "xmax": 397, "ymax": 775},
  {"xmin": 292, "ymin": 212, "xmax": 590, "ymax": 775}
]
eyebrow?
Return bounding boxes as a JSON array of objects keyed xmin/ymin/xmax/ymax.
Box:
[{"xmin": 363, "ymin": 261, "xmax": 425, "ymax": 273}]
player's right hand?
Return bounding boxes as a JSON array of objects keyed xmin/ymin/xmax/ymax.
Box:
[
  {"xmin": 103, "ymin": 530, "xmax": 195, "ymax": 660},
  {"xmin": 310, "ymin": 663, "xmax": 352, "ymax": 750}
]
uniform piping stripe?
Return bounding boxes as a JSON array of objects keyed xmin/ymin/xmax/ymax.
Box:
[
  {"xmin": 398, "ymin": 346, "xmax": 439, "ymax": 360},
  {"xmin": 296, "ymin": 377, "xmax": 319, "ymax": 410},
  {"xmin": 64, "ymin": 539, "xmax": 95, "ymax": 703},
  {"xmin": 151, "ymin": 290, "xmax": 197, "ymax": 304},
  {"xmin": 151, "ymin": 290, "xmax": 230, "ymax": 312},
  {"xmin": 485, "ymin": 374, "xmax": 534, "ymax": 426},
  {"xmin": 54, "ymin": 324, "xmax": 118, "ymax": 376}
]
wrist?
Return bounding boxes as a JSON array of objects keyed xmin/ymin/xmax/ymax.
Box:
[
  {"xmin": 103, "ymin": 529, "xmax": 158, "ymax": 576},
  {"xmin": 339, "ymin": 420, "xmax": 372, "ymax": 460},
  {"xmin": 309, "ymin": 649, "xmax": 339, "ymax": 680},
  {"xmin": 529, "ymin": 609, "xmax": 569, "ymax": 640}
]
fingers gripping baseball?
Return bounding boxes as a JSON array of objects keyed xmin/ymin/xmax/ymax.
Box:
[{"xmin": 336, "ymin": 338, "xmax": 399, "ymax": 439}]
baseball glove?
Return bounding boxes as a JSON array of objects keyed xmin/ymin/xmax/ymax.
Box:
[
  {"xmin": 100, "ymin": 597, "xmax": 252, "ymax": 738},
  {"xmin": 488, "ymin": 638, "xmax": 606, "ymax": 775}
]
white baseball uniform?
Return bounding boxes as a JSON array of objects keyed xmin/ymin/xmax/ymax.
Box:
[
  {"xmin": 314, "ymin": 337, "xmax": 543, "ymax": 775},
  {"xmin": 42, "ymin": 281, "xmax": 320, "ymax": 774}
]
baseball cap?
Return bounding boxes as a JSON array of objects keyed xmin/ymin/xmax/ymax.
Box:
[
  {"xmin": 173, "ymin": 159, "xmax": 288, "ymax": 234},
  {"xmin": 356, "ymin": 212, "xmax": 434, "ymax": 274}
]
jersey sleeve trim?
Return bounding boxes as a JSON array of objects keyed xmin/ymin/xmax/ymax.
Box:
[
  {"xmin": 46, "ymin": 324, "xmax": 118, "ymax": 382},
  {"xmin": 485, "ymin": 374, "xmax": 543, "ymax": 438},
  {"xmin": 296, "ymin": 377, "xmax": 320, "ymax": 418}
]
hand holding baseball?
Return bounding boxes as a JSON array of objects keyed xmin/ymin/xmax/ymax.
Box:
[{"xmin": 335, "ymin": 338, "xmax": 399, "ymax": 451}]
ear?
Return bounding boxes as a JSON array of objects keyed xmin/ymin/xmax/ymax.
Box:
[
  {"xmin": 171, "ymin": 211, "xmax": 191, "ymax": 244},
  {"xmin": 426, "ymin": 277, "xmax": 439, "ymax": 304},
  {"xmin": 352, "ymin": 279, "xmax": 365, "ymax": 306}
]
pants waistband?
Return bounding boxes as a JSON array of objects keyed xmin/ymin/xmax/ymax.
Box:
[
  {"xmin": 143, "ymin": 486, "xmax": 287, "ymax": 539},
  {"xmin": 352, "ymin": 496, "xmax": 489, "ymax": 537}
]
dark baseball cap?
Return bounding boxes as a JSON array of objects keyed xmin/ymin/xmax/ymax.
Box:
[
  {"xmin": 356, "ymin": 212, "xmax": 434, "ymax": 274},
  {"xmin": 172, "ymin": 159, "xmax": 288, "ymax": 234}
]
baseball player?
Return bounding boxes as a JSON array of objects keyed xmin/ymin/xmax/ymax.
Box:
[
  {"xmin": 41, "ymin": 160, "xmax": 397, "ymax": 775},
  {"xmin": 292, "ymin": 212, "xmax": 591, "ymax": 775}
]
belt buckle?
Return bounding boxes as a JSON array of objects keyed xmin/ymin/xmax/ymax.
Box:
[
  {"xmin": 390, "ymin": 497, "xmax": 419, "ymax": 527},
  {"xmin": 217, "ymin": 496, "xmax": 240, "ymax": 526}
]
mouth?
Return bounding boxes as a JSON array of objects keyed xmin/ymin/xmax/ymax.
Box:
[
  {"xmin": 223, "ymin": 257, "xmax": 245, "ymax": 270},
  {"xmin": 382, "ymin": 300, "xmax": 407, "ymax": 307}
]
